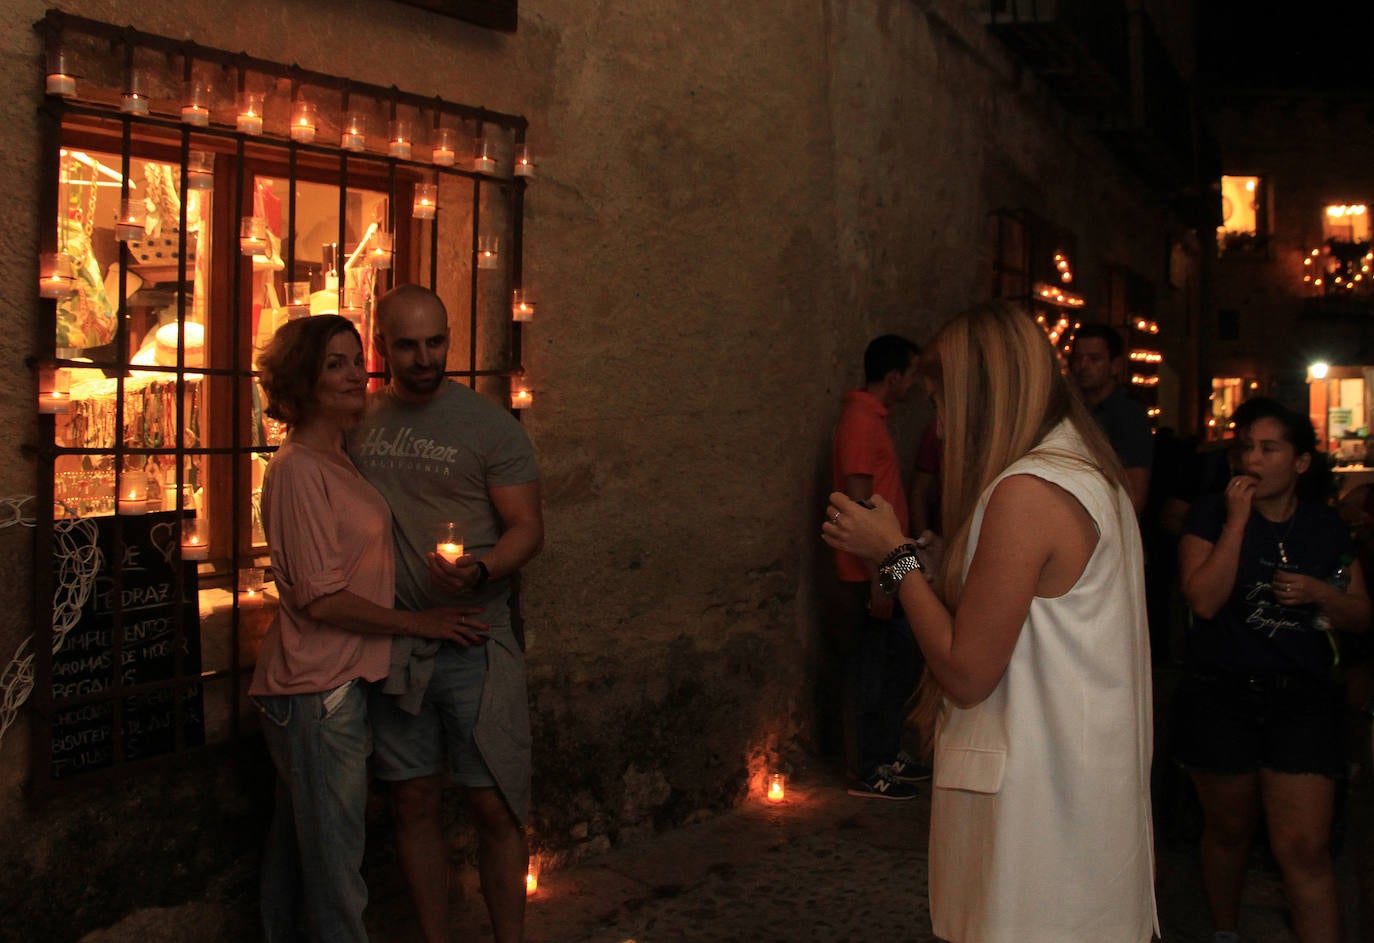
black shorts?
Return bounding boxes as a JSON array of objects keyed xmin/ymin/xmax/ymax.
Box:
[{"xmin": 1172, "ymin": 669, "xmax": 1344, "ymax": 777}]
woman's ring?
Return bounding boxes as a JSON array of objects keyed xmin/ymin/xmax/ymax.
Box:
[{"xmin": 830, "ymin": 512, "xmax": 841, "ymax": 524}]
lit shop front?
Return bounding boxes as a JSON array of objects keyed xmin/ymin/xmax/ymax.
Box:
[{"xmin": 29, "ymin": 11, "xmax": 534, "ymax": 791}]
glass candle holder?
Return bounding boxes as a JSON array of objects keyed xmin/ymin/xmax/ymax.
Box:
[
  {"xmin": 187, "ymin": 150, "xmax": 215, "ymax": 190},
  {"xmin": 341, "ymin": 111, "xmax": 367, "ymax": 152},
  {"xmin": 181, "ymin": 82, "xmax": 212, "ymax": 126},
  {"xmin": 510, "ymin": 385, "xmax": 532, "ymax": 410},
  {"xmin": 767, "ymin": 773, "xmax": 786, "ymax": 803},
  {"xmin": 514, "ymin": 143, "xmax": 535, "ymax": 177},
  {"xmin": 115, "ymin": 200, "xmax": 144, "ymax": 242},
  {"xmin": 388, "ymin": 119, "xmax": 412, "ymax": 159},
  {"xmin": 39, "ymin": 253, "xmax": 76, "ymax": 299},
  {"xmin": 368, "ymin": 231, "xmax": 394, "ymax": 270},
  {"xmin": 285, "ymin": 280, "xmax": 311, "ymax": 319},
  {"xmin": 525, "ymin": 858, "xmax": 539, "ymax": 897},
  {"xmin": 118, "ymin": 478, "xmax": 149, "ymax": 515},
  {"xmin": 180, "ymin": 518, "xmax": 209, "ymax": 561},
  {"xmin": 238, "ymin": 567, "xmax": 265, "ymax": 607},
  {"xmin": 240, "ymin": 216, "xmax": 268, "ymax": 255},
  {"xmin": 512, "ymin": 289, "xmax": 535, "ymax": 322},
  {"xmin": 236, "ymin": 91, "xmax": 264, "ymax": 135},
  {"xmin": 45, "ymin": 50, "xmax": 76, "ymax": 97},
  {"xmin": 37, "ymin": 363, "xmax": 71, "ymax": 415},
  {"xmin": 413, "ymin": 183, "xmax": 437, "ymax": 220},
  {"xmin": 290, "ymin": 100, "xmax": 318, "ymax": 144},
  {"xmin": 436, "ymin": 522, "xmax": 464, "ymax": 565},
  {"xmin": 121, "ymin": 68, "xmax": 150, "ymax": 115},
  {"xmin": 477, "ymin": 235, "xmax": 499, "ymax": 270},
  {"xmin": 431, "ymin": 126, "xmax": 457, "ymax": 166},
  {"xmin": 474, "ymin": 137, "xmax": 497, "ymax": 174}
]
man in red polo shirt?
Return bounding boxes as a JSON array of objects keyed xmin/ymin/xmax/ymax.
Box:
[{"xmin": 831, "ymin": 334, "xmax": 926, "ymax": 799}]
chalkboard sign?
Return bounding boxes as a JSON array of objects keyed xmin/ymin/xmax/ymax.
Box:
[{"xmin": 49, "ymin": 511, "xmax": 205, "ymax": 780}]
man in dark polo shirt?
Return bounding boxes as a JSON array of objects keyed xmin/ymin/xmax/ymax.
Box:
[{"xmin": 1070, "ymin": 322, "xmax": 1153, "ymax": 514}]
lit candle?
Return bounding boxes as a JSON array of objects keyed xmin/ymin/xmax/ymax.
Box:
[
  {"xmin": 118, "ymin": 480, "xmax": 149, "ymax": 515},
  {"xmin": 285, "ymin": 281, "xmax": 311, "ymax": 319},
  {"xmin": 240, "ymin": 216, "xmax": 267, "ymax": 255},
  {"xmin": 290, "ymin": 101, "xmax": 317, "ymax": 143},
  {"xmin": 368, "ymin": 231, "xmax": 393, "ymax": 270},
  {"xmin": 37, "ymin": 364, "xmax": 70, "ymax": 415},
  {"xmin": 186, "ymin": 150, "xmax": 214, "ymax": 190},
  {"xmin": 510, "ymin": 386, "xmax": 532, "ymax": 410},
  {"xmin": 413, "ymin": 183, "xmax": 437, "ymax": 220},
  {"xmin": 432, "ymin": 126, "xmax": 457, "ymax": 166},
  {"xmin": 115, "ymin": 199, "xmax": 144, "ymax": 241},
  {"xmin": 45, "ymin": 51, "xmax": 75, "ymax": 97},
  {"xmin": 767, "ymin": 773, "xmax": 786, "ymax": 803},
  {"xmin": 341, "ymin": 111, "xmax": 367, "ymax": 152},
  {"xmin": 181, "ymin": 83, "xmax": 212, "ymax": 126},
  {"xmin": 180, "ymin": 519, "xmax": 209, "ymax": 560},
  {"xmin": 388, "ymin": 119, "xmax": 412, "ymax": 159},
  {"xmin": 122, "ymin": 68, "xmax": 150, "ymax": 115},
  {"xmin": 436, "ymin": 522, "xmax": 464, "ymax": 565},
  {"xmin": 236, "ymin": 91, "xmax": 264, "ymax": 135},
  {"xmin": 39, "ymin": 253, "xmax": 75, "ymax": 299},
  {"xmin": 477, "ymin": 235, "xmax": 499, "ymax": 270},
  {"xmin": 514, "ymin": 143, "xmax": 535, "ymax": 178},
  {"xmin": 474, "ymin": 138, "xmax": 497, "ymax": 174},
  {"xmin": 512, "ymin": 289, "xmax": 535, "ymax": 322},
  {"xmin": 525, "ymin": 861, "xmax": 539, "ymax": 897},
  {"xmin": 239, "ymin": 567, "xmax": 265, "ymax": 608}
]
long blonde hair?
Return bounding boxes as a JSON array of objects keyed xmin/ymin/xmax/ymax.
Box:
[{"xmin": 910, "ymin": 300, "xmax": 1127, "ymax": 735}]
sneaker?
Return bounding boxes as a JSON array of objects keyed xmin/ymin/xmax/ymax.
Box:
[
  {"xmin": 887, "ymin": 750, "xmax": 933, "ymax": 783},
  {"xmin": 846, "ymin": 766, "xmax": 917, "ymax": 800}
]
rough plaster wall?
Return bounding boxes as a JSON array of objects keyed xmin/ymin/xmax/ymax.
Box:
[{"xmin": 0, "ymin": 0, "xmax": 1193, "ymax": 935}]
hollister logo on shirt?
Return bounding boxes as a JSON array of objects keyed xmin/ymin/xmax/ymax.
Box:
[{"xmin": 354, "ymin": 426, "xmax": 461, "ymax": 464}]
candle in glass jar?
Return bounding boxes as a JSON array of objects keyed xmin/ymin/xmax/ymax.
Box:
[
  {"xmin": 474, "ymin": 137, "xmax": 497, "ymax": 174},
  {"xmin": 39, "ymin": 253, "xmax": 75, "ymax": 299},
  {"xmin": 187, "ymin": 150, "xmax": 214, "ymax": 190},
  {"xmin": 37, "ymin": 364, "xmax": 70, "ymax": 415},
  {"xmin": 45, "ymin": 51, "xmax": 75, "ymax": 97},
  {"xmin": 436, "ymin": 522, "xmax": 464, "ymax": 564},
  {"xmin": 388, "ymin": 119, "xmax": 412, "ymax": 159},
  {"xmin": 368, "ymin": 231, "xmax": 393, "ymax": 270},
  {"xmin": 290, "ymin": 101, "xmax": 317, "ymax": 143},
  {"xmin": 477, "ymin": 235, "xmax": 499, "ymax": 270},
  {"xmin": 181, "ymin": 83, "xmax": 212, "ymax": 126},
  {"xmin": 181, "ymin": 519, "xmax": 209, "ymax": 560},
  {"xmin": 514, "ymin": 143, "xmax": 535, "ymax": 177},
  {"xmin": 115, "ymin": 200, "xmax": 144, "ymax": 242},
  {"xmin": 413, "ymin": 183, "xmax": 437, "ymax": 220},
  {"xmin": 341, "ymin": 111, "xmax": 367, "ymax": 152},
  {"xmin": 510, "ymin": 386, "xmax": 532, "ymax": 410},
  {"xmin": 512, "ymin": 289, "xmax": 535, "ymax": 322},
  {"xmin": 122, "ymin": 68, "xmax": 150, "ymax": 115},
  {"xmin": 239, "ymin": 567, "xmax": 265, "ymax": 608},
  {"xmin": 118, "ymin": 480, "xmax": 148, "ymax": 515},
  {"xmin": 431, "ymin": 126, "xmax": 457, "ymax": 166},
  {"xmin": 236, "ymin": 91, "xmax": 264, "ymax": 135}
]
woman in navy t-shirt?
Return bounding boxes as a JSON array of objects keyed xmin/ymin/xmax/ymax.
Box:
[{"xmin": 1178, "ymin": 398, "xmax": 1370, "ymax": 943}]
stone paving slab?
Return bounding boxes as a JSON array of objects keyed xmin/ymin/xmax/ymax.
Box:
[{"xmin": 368, "ymin": 757, "xmax": 1372, "ymax": 943}]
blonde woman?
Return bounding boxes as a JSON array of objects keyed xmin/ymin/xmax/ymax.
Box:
[{"xmin": 822, "ymin": 301, "xmax": 1157, "ymax": 942}]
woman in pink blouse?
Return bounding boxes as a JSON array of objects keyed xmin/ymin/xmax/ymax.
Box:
[{"xmin": 249, "ymin": 315, "xmax": 484, "ymax": 943}]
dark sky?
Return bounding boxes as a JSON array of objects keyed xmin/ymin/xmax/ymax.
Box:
[{"xmin": 1196, "ymin": 2, "xmax": 1374, "ymax": 90}]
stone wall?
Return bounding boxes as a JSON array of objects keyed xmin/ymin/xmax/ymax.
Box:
[{"xmin": 0, "ymin": 0, "xmax": 1195, "ymax": 936}]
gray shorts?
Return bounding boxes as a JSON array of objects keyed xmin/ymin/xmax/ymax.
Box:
[{"xmin": 369, "ymin": 642, "xmax": 496, "ymax": 786}]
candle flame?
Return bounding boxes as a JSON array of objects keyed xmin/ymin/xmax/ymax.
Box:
[
  {"xmin": 525, "ymin": 870, "xmax": 538, "ymax": 896},
  {"xmin": 767, "ymin": 775, "xmax": 785, "ymax": 802}
]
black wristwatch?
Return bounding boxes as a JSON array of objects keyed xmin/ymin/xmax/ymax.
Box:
[
  {"xmin": 877, "ymin": 543, "xmax": 923, "ymax": 596},
  {"xmin": 473, "ymin": 560, "xmax": 490, "ymax": 591}
]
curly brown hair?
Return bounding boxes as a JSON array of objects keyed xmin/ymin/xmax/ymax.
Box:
[{"xmin": 256, "ymin": 315, "xmax": 361, "ymax": 427}]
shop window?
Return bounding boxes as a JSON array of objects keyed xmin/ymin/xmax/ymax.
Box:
[
  {"xmin": 1217, "ymin": 174, "xmax": 1264, "ymax": 255},
  {"xmin": 27, "ymin": 11, "xmax": 533, "ymax": 792}
]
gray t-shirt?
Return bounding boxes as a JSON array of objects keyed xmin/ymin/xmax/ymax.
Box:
[{"xmin": 347, "ymin": 381, "xmax": 539, "ymax": 621}]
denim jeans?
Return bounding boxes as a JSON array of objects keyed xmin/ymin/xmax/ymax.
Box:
[
  {"xmin": 256, "ymin": 680, "xmax": 372, "ymax": 943},
  {"xmin": 842, "ymin": 582, "xmax": 918, "ymax": 779}
]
